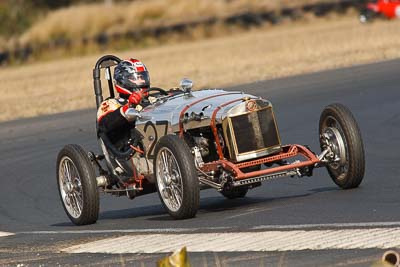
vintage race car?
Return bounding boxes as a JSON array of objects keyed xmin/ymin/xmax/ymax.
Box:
[
  {"xmin": 56, "ymin": 55, "xmax": 365, "ymax": 225},
  {"xmin": 359, "ymin": 0, "xmax": 400, "ymax": 22}
]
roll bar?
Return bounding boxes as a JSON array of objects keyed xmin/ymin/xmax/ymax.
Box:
[{"xmin": 93, "ymin": 55, "xmax": 121, "ymax": 109}]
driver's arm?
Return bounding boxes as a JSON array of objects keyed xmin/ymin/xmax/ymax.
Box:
[
  {"xmin": 97, "ymin": 88, "xmax": 147, "ymax": 129},
  {"xmin": 97, "ymin": 99, "xmax": 134, "ymax": 159},
  {"xmin": 97, "ymin": 99, "xmax": 131, "ymax": 139}
]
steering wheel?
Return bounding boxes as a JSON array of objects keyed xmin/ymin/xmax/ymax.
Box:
[{"xmin": 145, "ymin": 87, "xmax": 169, "ymax": 96}]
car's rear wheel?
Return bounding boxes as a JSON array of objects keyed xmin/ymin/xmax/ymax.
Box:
[
  {"xmin": 57, "ymin": 144, "xmax": 99, "ymax": 225},
  {"xmin": 154, "ymin": 135, "xmax": 200, "ymax": 219},
  {"xmin": 319, "ymin": 103, "xmax": 365, "ymax": 189}
]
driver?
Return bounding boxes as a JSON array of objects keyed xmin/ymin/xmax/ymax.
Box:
[{"xmin": 97, "ymin": 58, "xmax": 150, "ymax": 158}]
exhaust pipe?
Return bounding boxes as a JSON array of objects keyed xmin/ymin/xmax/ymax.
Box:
[{"xmin": 382, "ymin": 250, "xmax": 400, "ymax": 266}]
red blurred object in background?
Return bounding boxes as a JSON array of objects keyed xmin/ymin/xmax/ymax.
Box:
[{"xmin": 360, "ymin": 0, "xmax": 400, "ymax": 22}]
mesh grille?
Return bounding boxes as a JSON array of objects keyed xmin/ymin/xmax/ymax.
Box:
[{"xmin": 230, "ymin": 108, "xmax": 280, "ymax": 154}]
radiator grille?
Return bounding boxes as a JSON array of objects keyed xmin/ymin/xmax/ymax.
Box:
[{"xmin": 226, "ymin": 107, "xmax": 281, "ymax": 161}]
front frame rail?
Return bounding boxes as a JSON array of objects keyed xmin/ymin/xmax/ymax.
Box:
[{"xmin": 200, "ymin": 144, "xmax": 321, "ymax": 182}]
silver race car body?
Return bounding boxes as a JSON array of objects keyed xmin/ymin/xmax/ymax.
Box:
[{"xmin": 56, "ymin": 55, "xmax": 365, "ymax": 225}]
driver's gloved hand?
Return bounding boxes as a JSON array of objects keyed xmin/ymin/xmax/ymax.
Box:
[
  {"xmin": 128, "ymin": 91, "xmax": 143, "ymax": 106},
  {"xmin": 128, "ymin": 89, "xmax": 149, "ymax": 106}
]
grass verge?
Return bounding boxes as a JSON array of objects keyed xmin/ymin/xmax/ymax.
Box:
[
  {"xmin": 19, "ymin": 0, "xmax": 345, "ymax": 45},
  {"xmin": 0, "ymin": 16, "xmax": 399, "ymax": 122}
]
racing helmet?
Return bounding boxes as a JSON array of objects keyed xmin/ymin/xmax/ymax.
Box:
[{"xmin": 114, "ymin": 58, "xmax": 150, "ymax": 98}]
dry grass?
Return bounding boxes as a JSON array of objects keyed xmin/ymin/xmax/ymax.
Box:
[
  {"xmin": 0, "ymin": 37, "xmax": 6, "ymax": 50},
  {"xmin": 20, "ymin": 0, "xmax": 343, "ymax": 46},
  {"xmin": 1, "ymin": 16, "xmax": 400, "ymax": 122}
]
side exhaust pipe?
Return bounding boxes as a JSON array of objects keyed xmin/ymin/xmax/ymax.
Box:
[{"xmin": 382, "ymin": 250, "xmax": 400, "ymax": 266}]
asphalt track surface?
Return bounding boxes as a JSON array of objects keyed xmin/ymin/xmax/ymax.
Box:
[{"xmin": 1, "ymin": 59, "xmax": 400, "ymax": 266}]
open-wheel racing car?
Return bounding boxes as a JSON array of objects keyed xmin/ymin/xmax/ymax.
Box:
[{"xmin": 57, "ymin": 55, "xmax": 365, "ymax": 225}]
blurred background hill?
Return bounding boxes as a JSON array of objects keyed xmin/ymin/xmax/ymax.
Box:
[
  {"xmin": 2, "ymin": 0, "xmax": 400, "ymax": 123},
  {"xmin": 0, "ymin": 0, "xmax": 367, "ymax": 65},
  {"xmin": 0, "ymin": 0, "xmax": 104, "ymax": 40}
]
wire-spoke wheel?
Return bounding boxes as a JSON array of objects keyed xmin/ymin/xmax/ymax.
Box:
[
  {"xmin": 59, "ymin": 157, "xmax": 83, "ymax": 218},
  {"xmin": 57, "ymin": 144, "xmax": 99, "ymax": 225},
  {"xmin": 154, "ymin": 135, "xmax": 199, "ymax": 219},
  {"xmin": 156, "ymin": 147, "xmax": 183, "ymax": 212},
  {"xmin": 319, "ymin": 104, "xmax": 365, "ymax": 189}
]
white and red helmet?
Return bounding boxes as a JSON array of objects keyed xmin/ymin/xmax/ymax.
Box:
[{"xmin": 114, "ymin": 58, "xmax": 150, "ymax": 98}]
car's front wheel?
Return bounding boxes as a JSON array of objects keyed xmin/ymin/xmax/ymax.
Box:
[
  {"xmin": 154, "ymin": 135, "xmax": 200, "ymax": 219},
  {"xmin": 56, "ymin": 144, "xmax": 99, "ymax": 225},
  {"xmin": 319, "ymin": 103, "xmax": 365, "ymax": 189}
]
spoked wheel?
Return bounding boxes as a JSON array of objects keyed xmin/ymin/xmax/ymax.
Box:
[
  {"xmin": 319, "ymin": 103, "xmax": 365, "ymax": 189},
  {"xmin": 154, "ymin": 135, "xmax": 199, "ymax": 219},
  {"xmin": 57, "ymin": 144, "xmax": 99, "ymax": 225}
]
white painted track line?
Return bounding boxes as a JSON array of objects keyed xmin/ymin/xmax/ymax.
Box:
[
  {"xmin": 19, "ymin": 221, "xmax": 400, "ymax": 235},
  {"xmin": 252, "ymin": 221, "xmax": 400, "ymax": 229},
  {"xmin": 63, "ymin": 227, "xmax": 400, "ymax": 254},
  {"xmin": 0, "ymin": 231, "xmax": 14, "ymax": 237}
]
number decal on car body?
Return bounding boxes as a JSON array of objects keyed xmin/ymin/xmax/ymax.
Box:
[{"xmin": 144, "ymin": 120, "xmax": 170, "ymax": 158}]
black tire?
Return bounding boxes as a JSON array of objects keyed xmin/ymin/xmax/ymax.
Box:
[
  {"xmin": 56, "ymin": 144, "xmax": 99, "ymax": 225},
  {"xmin": 154, "ymin": 135, "xmax": 200, "ymax": 219},
  {"xmin": 220, "ymin": 165, "xmax": 260, "ymax": 199},
  {"xmin": 319, "ymin": 103, "xmax": 365, "ymax": 189},
  {"xmin": 221, "ymin": 187, "xmax": 248, "ymax": 199}
]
